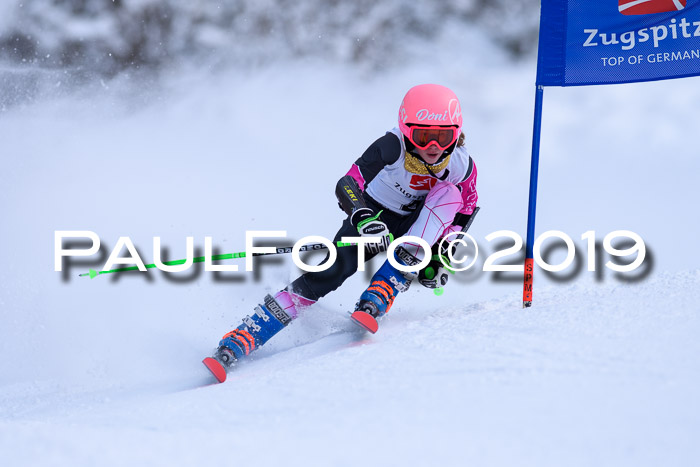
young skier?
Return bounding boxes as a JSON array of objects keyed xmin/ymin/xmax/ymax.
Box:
[{"xmin": 204, "ymin": 84, "xmax": 478, "ymax": 382}]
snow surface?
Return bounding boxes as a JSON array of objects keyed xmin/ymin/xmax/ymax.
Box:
[{"xmin": 1, "ymin": 25, "xmax": 700, "ymax": 467}]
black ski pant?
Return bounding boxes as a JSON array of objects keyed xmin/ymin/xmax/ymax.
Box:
[{"xmin": 289, "ymin": 194, "xmax": 424, "ymax": 301}]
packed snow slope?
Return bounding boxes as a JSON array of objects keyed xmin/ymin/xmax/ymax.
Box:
[
  {"xmin": 1, "ymin": 273, "xmax": 699, "ymax": 466},
  {"xmin": 1, "ymin": 29, "xmax": 700, "ymax": 466}
]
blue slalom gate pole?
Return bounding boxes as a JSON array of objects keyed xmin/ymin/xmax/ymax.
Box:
[{"xmin": 523, "ymin": 85, "xmax": 544, "ymax": 307}]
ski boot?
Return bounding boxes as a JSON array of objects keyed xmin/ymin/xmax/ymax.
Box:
[
  {"xmin": 350, "ymin": 246, "xmax": 420, "ymax": 333},
  {"xmin": 203, "ymin": 290, "xmax": 314, "ymax": 382}
]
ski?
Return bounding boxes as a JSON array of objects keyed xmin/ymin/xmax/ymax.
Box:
[
  {"xmin": 202, "ymin": 346, "xmax": 237, "ymax": 383},
  {"xmin": 203, "ymin": 311, "xmax": 378, "ymax": 383},
  {"xmin": 350, "ymin": 310, "xmax": 379, "ymax": 334},
  {"xmin": 202, "ymin": 357, "xmax": 228, "ymax": 383}
]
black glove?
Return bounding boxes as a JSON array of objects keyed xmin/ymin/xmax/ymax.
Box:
[
  {"xmin": 418, "ymin": 243, "xmax": 455, "ymax": 289},
  {"xmin": 350, "ymin": 207, "xmax": 388, "ymax": 237}
]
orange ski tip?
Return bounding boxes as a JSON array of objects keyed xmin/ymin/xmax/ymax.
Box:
[
  {"xmin": 203, "ymin": 357, "xmax": 227, "ymax": 383},
  {"xmin": 350, "ymin": 311, "xmax": 379, "ymax": 334}
]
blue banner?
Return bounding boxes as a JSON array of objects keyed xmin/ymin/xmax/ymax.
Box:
[{"xmin": 537, "ymin": 0, "xmax": 700, "ymax": 86}]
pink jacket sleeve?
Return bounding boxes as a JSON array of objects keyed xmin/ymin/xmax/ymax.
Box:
[
  {"xmin": 457, "ymin": 161, "xmax": 478, "ymax": 215},
  {"xmin": 345, "ymin": 164, "xmax": 366, "ymax": 191},
  {"xmin": 441, "ymin": 161, "xmax": 478, "ymax": 239}
]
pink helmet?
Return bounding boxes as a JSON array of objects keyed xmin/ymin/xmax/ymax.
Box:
[{"xmin": 398, "ymin": 84, "xmax": 463, "ymax": 140}]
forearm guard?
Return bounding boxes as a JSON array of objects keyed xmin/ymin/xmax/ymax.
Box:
[{"xmin": 335, "ymin": 175, "xmax": 368, "ymax": 216}]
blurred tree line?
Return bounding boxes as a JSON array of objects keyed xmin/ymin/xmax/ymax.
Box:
[{"xmin": 0, "ymin": 0, "xmax": 539, "ymax": 76}]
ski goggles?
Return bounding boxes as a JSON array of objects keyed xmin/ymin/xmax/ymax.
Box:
[{"xmin": 407, "ymin": 125, "xmax": 459, "ymax": 151}]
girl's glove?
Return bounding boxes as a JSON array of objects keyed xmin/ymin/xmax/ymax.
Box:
[
  {"xmin": 418, "ymin": 244, "xmax": 455, "ymax": 289},
  {"xmin": 350, "ymin": 208, "xmax": 388, "ymax": 237}
]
